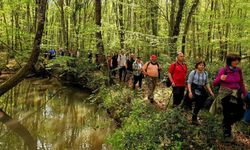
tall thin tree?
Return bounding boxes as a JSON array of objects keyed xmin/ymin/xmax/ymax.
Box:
[{"xmin": 0, "ymin": 0, "xmax": 47, "ymax": 96}]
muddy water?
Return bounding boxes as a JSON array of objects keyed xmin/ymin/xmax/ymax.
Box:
[{"xmin": 0, "ymin": 78, "xmax": 114, "ymax": 150}]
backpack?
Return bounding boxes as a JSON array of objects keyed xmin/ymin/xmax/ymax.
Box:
[
  {"xmin": 190, "ymin": 70, "xmax": 208, "ymax": 85},
  {"xmin": 165, "ymin": 63, "xmax": 187, "ymax": 87}
]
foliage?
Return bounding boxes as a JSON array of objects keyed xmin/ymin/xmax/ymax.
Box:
[
  {"xmin": 0, "ymin": 52, "xmax": 7, "ymax": 69},
  {"xmin": 93, "ymin": 85, "xmax": 223, "ymax": 150},
  {"xmin": 0, "ymin": 0, "xmax": 249, "ymax": 63},
  {"xmin": 90, "ymin": 84, "xmax": 135, "ymax": 125},
  {"xmin": 107, "ymin": 100, "xmax": 223, "ymax": 150}
]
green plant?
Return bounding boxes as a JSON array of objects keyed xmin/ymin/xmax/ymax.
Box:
[{"xmin": 107, "ymin": 102, "xmax": 222, "ymax": 150}]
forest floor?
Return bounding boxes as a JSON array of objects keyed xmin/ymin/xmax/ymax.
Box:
[{"xmin": 113, "ymin": 75, "xmax": 250, "ymax": 150}]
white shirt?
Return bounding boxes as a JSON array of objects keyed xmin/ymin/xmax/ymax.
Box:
[{"xmin": 117, "ymin": 54, "xmax": 127, "ymax": 67}]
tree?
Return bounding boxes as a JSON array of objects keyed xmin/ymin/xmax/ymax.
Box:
[
  {"xmin": 95, "ymin": 0, "xmax": 104, "ymax": 55},
  {"xmin": 0, "ymin": 0, "xmax": 47, "ymax": 96},
  {"xmin": 168, "ymin": 0, "xmax": 186, "ymax": 58},
  {"xmin": 181, "ymin": 0, "xmax": 200, "ymax": 54},
  {"xmin": 118, "ymin": 0, "xmax": 125, "ymax": 49}
]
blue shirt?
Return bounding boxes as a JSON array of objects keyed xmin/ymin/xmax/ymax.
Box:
[{"xmin": 187, "ymin": 70, "xmax": 208, "ymax": 86}]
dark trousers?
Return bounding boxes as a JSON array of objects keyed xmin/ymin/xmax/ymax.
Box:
[
  {"xmin": 133, "ymin": 75, "xmax": 142, "ymax": 89},
  {"xmin": 173, "ymin": 86, "xmax": 185, "ymax": 107},
  {"xmin": 222, "ymin": 95, "xmax": 244, "ymax": 136},
  {"xmin": 111, "ymin": 66, "xmax": 117, "ymax": 77},
  {"xmin": 119, "ymin": 66, "xmax": 126, "ymax": 81},
  {"xmin": 192, "ymin": 95, "xmax": 206, "ymax": 120},
  {"xmin": 182, "ymin": 91, "xmax": 193, "ymax": 110}
]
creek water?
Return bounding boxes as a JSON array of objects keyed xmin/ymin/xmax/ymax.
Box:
[{"xmin": 0, "ymin": 78, "xmax": 114, "ymax": 150}]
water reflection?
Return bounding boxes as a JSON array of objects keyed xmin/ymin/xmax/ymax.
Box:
[
  {"xmin": 0, "ymin": 108, "xmax": 36, "ymax": 150},
  {"xmin": 0, "ymin": 78, "xmax": 114, "ymax": 150}
]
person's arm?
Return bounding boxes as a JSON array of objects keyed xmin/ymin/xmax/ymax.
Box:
[
  {"xmin": 158, "ymin": 63, "xmax": 162, "ymax": 71},
  {"xmin": 188, "ymin": 83, "xmax": 193, "ymax": 99},
  {"xmin": 213, "ymin": 67, "xmax": 224, "ymax": 86},
  {"xmin": 117, "ymin": 56, "xmax": 120, "ymax": 65},
  {"xmin": 142, "ymin": 62, "xmax": 148, "ymax": 75},
  {"xmin": 132, "ymin": 62, "xmax": 136, "ymax": 70},
  {"xmin": 140, "ymin": 63, "xmax": 144, "ymax": 72},
  {"xmin": 206, "ymin": 83, "xmax": 215, "ymax": 97},
  {"xmin": 204, "ymin": 72, "xmax": 215, "ymax": 97},
  {"xmin": 167, "ymin": 64, "xmax": 175, "ymax": 86},
  {"xmin": 125, "ymin": 60, "xmax": 128, "ymax": 69},
  {"xmin": 239, "ymin": 68, "xmax": 247, "ymax": 97},
  {"xmin": 187, "ymin": 70, "xmax": 195, "ymax": 98}
]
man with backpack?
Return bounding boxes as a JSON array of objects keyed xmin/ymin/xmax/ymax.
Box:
[
  {"xmin": 142, "ymin": 54, "xmax": 161, "ymax": 103},
  {"xmin": 168, "ymin": 52, "xmax": 187, "ymax": 107},
  {"xmin": 49, "ymin": 48, "xmax": 56, "ymax": 59}
]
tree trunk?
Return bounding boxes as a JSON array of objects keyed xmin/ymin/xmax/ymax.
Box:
[
  {"xmin": 191, "ymin": 15, "xmax": 196, "ymax": 59},
  {"xmin": 206, "ymin": 0, "xmax": 214, "ymax": 62},
  {"xmin": 146, "ymin": 0, "xmax": 151, "ymax": 34},
  {"xmin": 119, "ymin": 0, "xmax": 125, "ymax": 49},
  {"xmin": 59, "ymin": 0, "xmax": 68, "ymax": 50},
  {"xmin": 33, "ymin": 0, "xmax": 39, "ymax": 32},
  {"xmin": 181, "ymin": 0, "xmax": 199, "ymax": 54},
  {"xmin": 95, "ymin": 0, "xmax": 104, "ymax": 55},
  {"xmin": 169, "ymin": 0, "xmax": 185, "ymax": 58},
  {"xmin": 0, "ymin": 0, "xmax": 47, "ymax": 96},
  {"xmin": 151, "ymin": 0, "xmax": 159, "ymax": 36}
]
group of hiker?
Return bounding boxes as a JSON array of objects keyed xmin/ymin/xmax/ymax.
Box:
[
  {"xmin": 105, "ymin": 51, "xmax": 144, "ymax": 89},
  {"xmin": 44, "ymin": 48, "xmax": 79, "ymax": 60},
  {"xmin": 170, "ymin": 53, "xmax": 249, "ymax": 140},
  {"xmin": 104, "ymin": 51, "xmax": 249, "ymax": 140}
]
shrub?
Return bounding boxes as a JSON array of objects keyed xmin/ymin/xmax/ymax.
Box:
[{"xmin": 107, "ymin": 101, "xmax": 222, "ymax": 150}]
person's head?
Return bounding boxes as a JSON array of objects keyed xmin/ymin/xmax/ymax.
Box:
[
  {"xmin": 176, "ymin": 52, "xmax": 184, "ymax": 62},
  {"xmin": 136, "ymin": 57, "xmax": 141, "ymax": 63},
  {"xmin": 130, "ymin": 53, "xmax": 135, "ymax": 59},
  {"xmin": 150, "ymin": 54, "xmax": 157, "ymax": 62},
  {"xmin": 226, "ymin": 54, "xmax": 241, "ymax": 68},
  {"xmin": 195, "ymin": 60, "xmax": 206, "ymax": 71}
]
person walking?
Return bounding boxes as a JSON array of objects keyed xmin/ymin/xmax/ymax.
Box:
[
  {"xmin": 168, "ymin": 52, "xmax": 187, "ymax": 107},
  {"xmin": 111, "ymin": 52, "xmax": 118, "ymax": 77},
  {"xmin": 142, "ymin": 54, "xmax": 161, "ymax": 103},
  {"xmin": 212, "ymin": 54, "xmax": 247, "ymax": 139},
  {"xmin": 117, "ymin": 51, "xmax": 127, "ymax": 82},
  {"xmin": 125, "ymin": 53, "xmax": 135, "ymax": 83},
  {"xmin": 132, "ymin": 57, "xmax": 143, "ymax": 90},
  {"xmin": 187, "ymin": 60, "xmax": 214, "ymax": 125}
]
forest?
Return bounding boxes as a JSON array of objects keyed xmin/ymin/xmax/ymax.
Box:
[{"xmin": 0, "ymin": 0, "xmax": 250, "ymax": 149}]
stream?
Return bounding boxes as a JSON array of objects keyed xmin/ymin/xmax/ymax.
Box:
[{"xmin": 0, "ymin": 78, "xmax": 114, "ymax": 150}]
